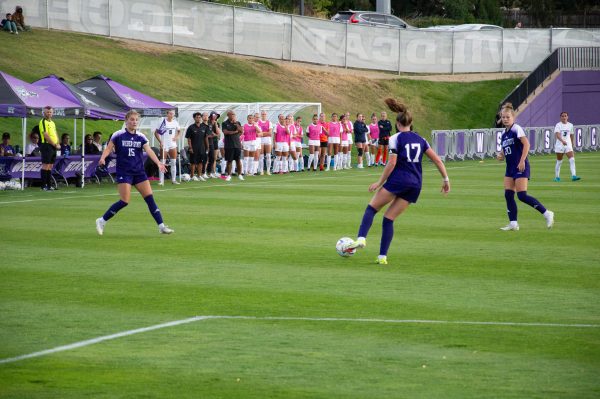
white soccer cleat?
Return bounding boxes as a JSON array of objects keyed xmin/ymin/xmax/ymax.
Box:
[
  {"xmin": 159, "ymin": 225, "xmax": 174, "ymax": 234},
  {"xmin": 545, "ymin": 210, "xmax": 554, "ymax": 229},
  {"xmin": 95, "ymin": 218, "xmax": 106, "ymax": 236},
  {"xmin": 347, "ymin": 237, "xmax": 366, "ymax": 249},
  {"xmin": 238, "ymin": 174, "xmax": 245, "ymax": 181},
  {"xmin": 500, "ymin": 223, "xmax": 520, "ymax": 231},
  {"xmin": 198, "ymin": 176, "xmax": 206, "ymax": 182},
  {"xmin": 225, "ymin": 175, "xmax": 231, "ymax": 181},
  {"xmin": 172, "ymin": 181, "xmax": 180, "ymax": 185},
  {"xmin": 202, "ymin": 174, "xmax": 209, "ymax": 179}
]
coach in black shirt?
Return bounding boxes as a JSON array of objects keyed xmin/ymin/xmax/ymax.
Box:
[
  {"xmin": 185, "ymin": 112, "xmax": 209, "ymax": 180},
  {"xmin": 221, "ymin": 110, "xmax": 243, "ymax": 180}
]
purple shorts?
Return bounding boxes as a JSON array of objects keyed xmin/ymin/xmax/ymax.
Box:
[
  {"xmin": 505, "ymin": 164, "xmax": 530, "ymax": 180},
  {"xmin": 382, "ymin": 182, "xmax": 421, "ymax": 203},
  {"xmin": 116, "ymin": 174, "xmax": 148, "ymax": 185}
]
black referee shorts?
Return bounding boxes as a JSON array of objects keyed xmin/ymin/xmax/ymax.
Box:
[{"xmin": 40, "ymin": 143, "xmax": 57, "ymax": 164}]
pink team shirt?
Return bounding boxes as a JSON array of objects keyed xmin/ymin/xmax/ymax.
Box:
[
  {"xmin": 243, "ymin": 123, "xmax": 258, "ymax": 141},
  {"xmin": 328, "ymin": 121, "xmax": 342, "ymax": 138},
  {"xmin": 307, "ymin": 123, "xmax": 322, "ymax": 140},
  {"xmin": 293, "ymin": 124, "xmax": 303, "ymax": 143},
  {"xmin": 369, "ymin": 123, "xmax": 379, "ymax": 140},
  {"xmin": 275, "ymin": 123, "xmax": 289, "ymax": 143},
  {"xmin": 257, "ymin": 120, "xmax": 272, "ymax": 136}
]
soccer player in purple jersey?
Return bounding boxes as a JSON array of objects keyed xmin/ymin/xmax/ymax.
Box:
[
  {"xmin": 497, "ymin": 103, "xmax": 554, "ymax": 231},
  {"xmin": 347, "ymin": 99, "xmax": 450, "ymax": 265},
  {"xmin": 95, "ymin": 110, "xmax": 174, "ymax": 236}
]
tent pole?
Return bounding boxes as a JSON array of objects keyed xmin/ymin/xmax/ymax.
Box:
[
  {"xmin": 21, "ymin": 118, "xmax": 26, "ymax": 190},
  {"xmin": 82, "ymin": 118, "xmax": 86, "ymax": 188},
  {"xmin": 73, "ymin": 119, "xmax": 77, "ymax": 150}
]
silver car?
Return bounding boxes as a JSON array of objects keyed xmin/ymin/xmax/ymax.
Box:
[{"xmin": 331, "ymin": 10, "xmax": 414, "ymax": 29}]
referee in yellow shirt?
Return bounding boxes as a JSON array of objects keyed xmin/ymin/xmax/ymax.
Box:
[{"xmin": 39, "ymin": 106, "xmax": 60, "ymax": 191}]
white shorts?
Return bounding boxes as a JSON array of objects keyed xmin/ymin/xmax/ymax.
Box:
[
  {"xmin": 308, "ymin": 139, "xmax": 320, "ymax": 147},
  {"xmin": 261, "ymin": 137, "xmax": 273, "ymax": 146},
  {"xmin": 275, "ymin": 142, "xmax": 289, "ymax": 153},
  {"xmin": 293, "ymin": 141, "xmax": 302, "ymax": 150},
  {"xmin": 341, "ymin": 140, "xmax": 349, "ymax": 147},
  {"xmin": 329, "ymin": 137, "xmax": 340, "ymax": 145},
  {"xmin": 554, "ymin": 141, "xmax": 574, "ymax": 153},
  {"xmin": 254, "ymin": 138, "xmax": 261, "ymax": 149},
  {"xmin": 370, "ymin": 139, "xmax": 378, "ymax": 146},
  {"xmin": 218, "ymin": 139, "xmax": 224, "ymax": 149},
  {"xmin": 347, "ymin": 135, "xmax": 353, "ymax": 144},
  {"xmin": 243, "ymin": 141, "xmax": 258, "ymax": 152}
]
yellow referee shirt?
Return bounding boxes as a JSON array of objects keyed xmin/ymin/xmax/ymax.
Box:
[{"xmin": 39, "ymin": 118, "xmax": 57, "ymax": 144}]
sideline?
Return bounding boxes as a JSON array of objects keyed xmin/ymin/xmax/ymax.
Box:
[{"xmin": 1, "ymin": 314, "xmax": 598, "ymax": 365}]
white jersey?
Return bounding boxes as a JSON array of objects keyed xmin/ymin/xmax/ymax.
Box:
[
  {"xmin": 158, "ymin": 117, "xmax": 180, "ymax": 149},
  {"xmin": 554, "ymin": 122, "xmax": 574, "ymax": 153}
]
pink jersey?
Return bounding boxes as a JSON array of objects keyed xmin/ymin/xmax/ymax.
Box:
[
  {"xmin": 257, "ymin": 119, "xmax": 272, "ymax": 135},
  {"xmin": 293, "ymin": 124, "xmax": 303, "ymax": 142},
  {"xmin": 243, "ymin": 123, "xmax": 258, "ymax": 141},
  {"xmin": 341, "ymin": 122, "xmax": 349, "ymax": 141},
  {"xmin": 328, "ymin": 121, "xmax": 342, "ymax": 138},
  {"xmin": 288, "ymin": 124, "xmax": 296, "ymax": 144},
  {"xmin": 307, "ymin": 123, "xmax": 322, "ymax": 140},
  {"xmin": 369, "ymin": 123, "xmax": 379, "ymax": 140},
  {"xmin": 275, "ymin": 123, "xmax": 289, "ymax": 143}
]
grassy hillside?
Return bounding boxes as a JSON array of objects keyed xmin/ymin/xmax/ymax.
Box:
[{"xmin": 0, "ymin": 29, "xmax": 519, "ymax": 139}]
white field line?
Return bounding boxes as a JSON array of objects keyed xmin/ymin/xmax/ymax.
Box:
[{"xmin": 1, "ymin": 315, "xmax": 598, "ymax": 365}]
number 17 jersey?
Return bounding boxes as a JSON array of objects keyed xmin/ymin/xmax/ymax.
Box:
[
  {"xmin": 388, "ymin": 132, "xmax": 430, "ymax": 189},
  {"xmin": 110, "ymin": 129, "xmax": 148, "ymax": 175}
]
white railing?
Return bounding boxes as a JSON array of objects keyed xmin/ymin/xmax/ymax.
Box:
[{"xmin": 1, "ymin": 0, "xmax": 599, "ymax": 74}]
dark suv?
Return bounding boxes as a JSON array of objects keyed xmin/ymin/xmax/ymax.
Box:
[{"xmin": 331, "ymin": 10, "xmax": 414, "ymax": 29}]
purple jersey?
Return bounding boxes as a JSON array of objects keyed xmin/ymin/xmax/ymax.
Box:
[
  {"xmin": 501, "ymin": 123, "xmax": 530, "ymax": 178},
  {"xmin": 110, "ymin": 129, "xmax": 148, "ymax": 175},
  {"xmin": 387, "ymin": 132, "xmax": 430, "ymax": 188}
]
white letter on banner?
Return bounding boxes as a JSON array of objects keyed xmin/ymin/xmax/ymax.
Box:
[
  {"xmin": 372, "ymin": 36, "xmax": 395, "ymax": 58},
  {"xmin": 576, "ymin": 128, "xmax": 583, "ymax": 147},
  {"xmin": 405, "ymin": 39, "xmax": 436, "ymax": 65},
  {"xmin": 544, "ymin": 129, "xmax": 551, "ymax": 149},
  {"xmin": 476, "ymin": 132, "xmax": 484, "ymax": 153},
  {"xmin": 110, "ymin": 0, "xmax": 125, "ymax": 26},
  {"xmin": 346, "ymin": 32, "xmax": 367, "ymax": 56},
  {"xmin": 311, "ymin": 29, "xmax": 339, "ymax": 56},
  {"xmin": 592, "ymin": 127, "xmax": 597, "ymax": 146},
  {"xmin": 85, "ymin": 0, "xmax": 110, "ymax": 27},
  {"xmin": 496, "ymin": 131, "xmax": 503, "ymax": 152},
  {"xmin": 504, "ymin": 37, "xmax": 529, "ymax": 65}
]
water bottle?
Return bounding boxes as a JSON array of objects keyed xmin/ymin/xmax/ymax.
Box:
[{"xmin": 64, "ymin": 148, "xmax": 70, "ymax": 157}]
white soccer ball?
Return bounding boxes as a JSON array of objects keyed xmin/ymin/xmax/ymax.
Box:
[
  {"xmin": 336, "ymin": 237, "xmax": 356, "ymax": 257},
  {"xmin": 181, "ymin": 173, "xmax": 191, "ymax": 182},
  {"xmin": 0, "ymin": 182, "xmax": 5, "ymax": 190}
]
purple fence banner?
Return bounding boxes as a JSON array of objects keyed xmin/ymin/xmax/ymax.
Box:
[
  {"xmin": 54, "ymin": 156, "xmax": 100, "ymax": 179},
  {"xmin": 10, "ymin": 157, "xmax": 44, "ymax": 179},
  {"xmin": 0, "ymin": 157, "xmax": 17, "ymax": 180}
]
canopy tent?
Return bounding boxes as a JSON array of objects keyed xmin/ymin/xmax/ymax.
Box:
[
  {"xmin": 76, "ymin": 75, "xmax": 176, "ymax": 118},
  {"xmin": 33, "ymin": 75, "xmax": 126, "ymax": 120},
  {"xmin": 0, "ymin": 71, "xmax": 83, "ymax": 190},
  {"xmin": 138, "ymin": 102, "xmax": 322, "ymax": 146}
]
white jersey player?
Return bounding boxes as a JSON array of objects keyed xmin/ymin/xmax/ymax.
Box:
[
  {"xmin": 154, "ymin": 109, "xmax": 181, "ymax": 185},
  {"xmin": 553, "ymin": 112, "xmax": 581, "ymax": 182}
]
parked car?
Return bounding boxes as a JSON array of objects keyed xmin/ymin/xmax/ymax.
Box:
[
  {"xmin": 425, "ymin": 23, "xmax": 502, "ymax": 31},
  {"xmin": 244, "ymin": 1, "xmax": 270, "ymax": 11},
  {"xmin": 331, "ymin": 10, "xmax": 414, "ymax": 29}
]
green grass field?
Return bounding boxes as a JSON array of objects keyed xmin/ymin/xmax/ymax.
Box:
[{"xmin": 1, "ymin": 153, "xmax": 599, "ymax": 398}]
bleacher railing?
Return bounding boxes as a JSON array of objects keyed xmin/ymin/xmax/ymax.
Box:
[
  {"xmin": 1, "ymin": 0, "xmax": 599, "ymax": 75},
  {"xmin": 498, "ymin": 47, "xmax": 600, "ymax": 120},
  {"xmin": 432, "ymin": 125, "xmax": 599, "ymax": 161}
]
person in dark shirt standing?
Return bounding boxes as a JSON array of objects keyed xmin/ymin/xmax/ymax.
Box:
[
  {"xmin": 205, "ymin": 111, "xmax": 220, "ymax": 179},
  {"xmin": 185, "ymin": 112, "xmax": 209, "ymax": 181},
  {"xmin": 353, "ymin": 113, "xmax": 369, "ymax": 168},
  {"xmin": 378, "ymin": 111, "xmax": 392, "ymax": 166},
  {"xmin": 221, "ymin": 110, "xmax": 244, "ymax": 181}
]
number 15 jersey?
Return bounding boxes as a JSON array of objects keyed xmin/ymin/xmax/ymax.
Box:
[
  {"xmin": 111, "ymin": 129, "xmax": 148, "ymax": 175},
  {"xmin": 388, "ymin": 132, "xmax": 430, "ymax": 189}
]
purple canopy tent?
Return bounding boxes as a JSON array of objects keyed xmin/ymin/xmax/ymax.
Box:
[
  {"xmin": 0, "ymin": 71, "xmax": 83, "ymax": 190},
  {"xmin": 33, "ymin": 75, "xmax": 127, "ymax": 187},
  {"xmin": 76, "ymin": 75, "xmax": 176, "ymax": 117}
]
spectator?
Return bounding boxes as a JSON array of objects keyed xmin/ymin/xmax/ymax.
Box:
[
  {"xmin": 207, "ymin": 111, "xmax": 221, "ymax": 178},
  {"xmin": 84, "ymin": 134, "xmax": 100, "ymax": 155},
  {"xmin": 60, "ymin": 133, "xmax": 72, "ymax": 156},
  {"xmin": 1, "ymin": 132, "xmax": 15, "ymax": 156},
  {"xmin": 1, "ymin": 13, "xmax": 18, "ymax": 34},
  {"xmin": 13, "ymin": 6, "xmax": 30, "ymax": 31},
  {"xmin": 25, "ymin": 131, "xmax": 40, "ymax": 156},
  {"xmin": 39, "ymin": 106, "xmax": 60, "ymax": 191},
  {"xmin": 92, "ymin": 131, "xmax": 103, "ymax": 153},
  {"xmin": 515, "ymin": 21, "xmax": 522, "ymax": 29}
]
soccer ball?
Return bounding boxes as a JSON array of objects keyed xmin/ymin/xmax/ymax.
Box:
[
  {"xmin": 336, "ymin": 237, "xmax": 356, "ymax": 257},
  {"xmin": 181, "ymin": 173, "xmax": 191, "ymax": 182}
]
